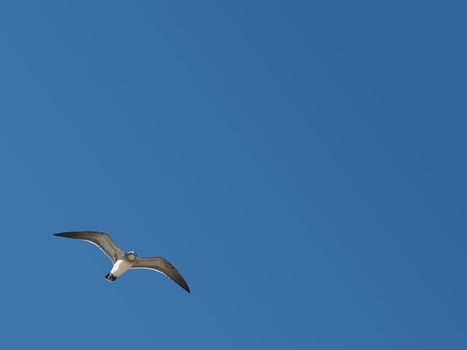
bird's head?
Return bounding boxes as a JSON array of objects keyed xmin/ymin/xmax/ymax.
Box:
[{"xmin": 127, "ymin": 251, "xmax": 137, "ymax": 261}]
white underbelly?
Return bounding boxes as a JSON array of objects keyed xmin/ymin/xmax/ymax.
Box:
[{"xmin": 110, "ymin": 259, "xmax": 132, "ymax": 276}]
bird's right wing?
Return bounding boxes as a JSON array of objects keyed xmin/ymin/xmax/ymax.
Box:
[
  {"xmin": 54, "ymin": 231, "xmax": 124, "ymax": 263},
  {"xmin": 131, "ymin": 257, "xmax": 190, "ymax": 293}
]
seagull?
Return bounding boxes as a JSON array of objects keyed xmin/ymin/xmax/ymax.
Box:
[{"xmin": 54, "ymin": 231, "xmax": 190, "ymax": 293}]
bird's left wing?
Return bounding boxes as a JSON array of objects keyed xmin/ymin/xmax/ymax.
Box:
[
  {"xmin": 131, "ymin": 257, "xmax": 190, "ymax": 293},
  {"xmin": 54, "ymin": 231, "xmax": 124, "ymax": 263}
]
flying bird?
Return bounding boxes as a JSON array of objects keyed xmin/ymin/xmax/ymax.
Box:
[{"xmin": 54, "ymin": 231, "xmax": 190, "ymax": 293}]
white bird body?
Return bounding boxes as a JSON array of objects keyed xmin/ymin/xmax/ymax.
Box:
[{"xmin": 110, "ymin": 257, "xmax": 132, "ymax": 277}]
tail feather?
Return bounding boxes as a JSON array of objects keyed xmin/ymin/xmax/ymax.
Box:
[{"xmin": 105, "ymin": 273, "xmax": 118, "ymax": 282}]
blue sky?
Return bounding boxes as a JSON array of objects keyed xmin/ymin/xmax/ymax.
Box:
[{"xmin": 0, "ymin": 1, "xmax": 466, "ymax": 349}]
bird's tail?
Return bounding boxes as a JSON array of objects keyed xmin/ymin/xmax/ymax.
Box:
[{"xmin": 105, "ymin": 273, "xmax": 118, "ymax": 282}]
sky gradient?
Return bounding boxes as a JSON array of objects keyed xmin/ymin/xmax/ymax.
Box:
[{"xmin": 0, "ymin": 1, "xmax": 466, "ymax": 349}]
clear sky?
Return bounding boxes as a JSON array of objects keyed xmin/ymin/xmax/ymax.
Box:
[{"xmin": 0, "ymin": 1, "xmax": 466, "ymax": 349}]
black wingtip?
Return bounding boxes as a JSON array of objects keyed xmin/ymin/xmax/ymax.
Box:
[
  {"xmin": 54, "ymin": 231, "xmax": 105, "ymax": 236},
  {"xmin": 182, "ymin": 282, "xmax": 191, "ymax": 293},
  {"xmin": 54, "ymin": 232, "xmax": 82, "ymax": 238},
  {"xmin": 54, "ymin": 232, "xmax": 75, "ymax": 237}
]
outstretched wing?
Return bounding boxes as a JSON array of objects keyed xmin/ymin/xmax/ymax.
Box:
[
  {"xmin": 54, "ymin": 231, "xmax": 124, "ymax": 263},
  {"xmin": 131, "ymin": 257, "xmax": 190, "ymax": 293}
]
